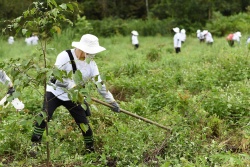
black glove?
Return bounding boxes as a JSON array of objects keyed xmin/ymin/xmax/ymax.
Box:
[
  {"xmin": 7, "ymin": 87, "xmax": 15, "ymax": 95},
  {"xmin": 109, "ymin": 101, "xmax": 120, "ymax": 112}
]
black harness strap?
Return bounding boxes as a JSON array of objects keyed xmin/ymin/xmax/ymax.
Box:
[
  {"xmin": 66, "ymin": 50, "xmax": 77, "ymax": 74},
  {"xmin": 65, "ymin": 50, "xmax": 91, "ymax": 115}
]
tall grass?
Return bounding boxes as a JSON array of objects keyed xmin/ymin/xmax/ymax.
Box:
[{"xmin": 0, "ymin": 33, "xmax": 250, "ymax": 166}]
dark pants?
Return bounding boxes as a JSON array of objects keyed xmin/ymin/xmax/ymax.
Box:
[
  {"xmin": 200, "ymin": 39, "xmax": 205, "ymax": 43},
  {"xmin": 31, "ymin": 92, "xmax": 93, "ymax": 145},
  {"xmin": 134, "ymin": 44, "xmax": 139, "ymax": 49},
  {"xmin": 228, "ymin": 40, "xmax": 234, "ymax": 47},
  {"xmin": 175, "ymin": 47, "xmax": 181, "ymax": 53}
]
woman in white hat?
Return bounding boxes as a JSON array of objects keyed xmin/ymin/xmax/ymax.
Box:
[
  {"xmin": 30, "ymin": 34, "xmax": 120, "ymax": 155},
  {"xmin": 173, "ymin": 27, "xmax": 182, "ymax": 53},
  {"xmin": 131, "ymin": 30, "xmax": 139, "ymax": 49}
]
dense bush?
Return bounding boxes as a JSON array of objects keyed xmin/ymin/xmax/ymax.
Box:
[
  {"xmin": 206, "ymin": 12, "xmax": 250, "ymax": 36},
  {"xmin": 77, "ymin": 12, "xmax": 250, "ymax": 37}
]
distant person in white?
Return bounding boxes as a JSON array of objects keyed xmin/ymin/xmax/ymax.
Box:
[
  {"xmin": 8, "ymin": 36, "xmax": 14, "ymax": 44},
  {"xmin": 197, "ymin": 29, "xmax": 205, "ymax": 43},
  {"xmin": 246, "ymin": 36, "xmax": 250, "ymax": 45},
  {"xmin": 203, "ymin": 30, "xmax": 214, "ymax": 45},
  {"xmin": 25, "ymin": 34, "xmax": 39, "ymax": 45},
  {"xmin": 25, "ymin": 37, "xmax": 32, "ymax": 45},
  {"xmin": 232, "ymin": 31, "xmax": 241, "ymax": 44},
  {"xmin": 173, "ymin": 27, "xmax": 181, "ymax": 53},
  {"xmin": 31, "ymin": 35, "xmax": 39, "ymax": 45},
  {"xmin": 180, "ymin": 29, "xmax": 186, "ymax": 43},
  {"xmin": 131, "ymin": 30, "xmax": 139, "ymax": 49},
  {"xmin": 227, "ymin": 31, "xmax": 241, "ymax": 47}
]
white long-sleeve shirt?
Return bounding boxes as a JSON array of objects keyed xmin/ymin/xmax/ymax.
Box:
[
  {"xmin": 232, "ymin": 33, "xmax": 241, "ymax": 42},
  {"xmin": 132, "ymin": 35, "xmax": 139, "ymax": 45},
  {"xmin": 205, "ymin": 32, "xmax": 214, "ymax": 43},
  {"xmin": 180, "ymin": 33, "xmax": 186, "ymax": 42},
  {"xmin": 47, "ymin": 49, "xmax": 115, "ymax": 102},
  {"xmin": 173, "ymin": 33, "xmax": 182, "ymax": 48}
]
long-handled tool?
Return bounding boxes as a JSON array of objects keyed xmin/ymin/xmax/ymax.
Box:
[{"xmin": 91, "ymin": 97, "xmax": 171, "ymax": 131}]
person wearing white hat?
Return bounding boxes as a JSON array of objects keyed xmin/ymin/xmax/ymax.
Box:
[
  {"xmin": 131, "ymin": 30, "xmax": 139, "ymax": 49},
  {"xmin": 25, "ymin": 37, "xmax": 32, "ymax": 45},
  {"xmin": 8, "ymin": 36, "xmax": 14, "ymax": 44},
  {"xmin": 30, "ymin": 34, "xmax": 120, "ymax": 155},
  {"xmin": 173, "ymin": 27, "xmax": 182, "ymax": 53},
  {"xmin": 232, "ymin": 31, "xmax": 241, "ymax": 45},
  {"xmin": 227, "ymin": 31, "xmax": 242, "ymax": 47},
  {"xmin": 31, "ymin": 34, "xmax": 39, "ymax": 45},
  {"xmin": 203, "ymin": 30, "xmax": 214, "ymax": 45},
  {"xmin": 197, "ymin": 29, "xmax": 205, "ymax": 43}
]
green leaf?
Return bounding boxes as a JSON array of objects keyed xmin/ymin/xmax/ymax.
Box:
[
  {"xmin": 67, "ymin": 70, "xmax": 73, "ymax": 78},
  {"xmin": 35, "ymin": 114, "xmax": 44, "ymax": 126},
  {"xmin": 95, "ymin": 82, "xmax": 102, "ymax": 89},
  {"xmin": 73, "ymin": 70, "xmax": 83, "ymax": 84},
  {"xmin": 94, "ymin": 75, "xmax": 99, "ymax": 82},
  {"xmin": 15, "ymin": 16, "xmax": 22, "ymax": 22},
  {"xmin": 79, "ymin": 123, "xmax": 89, "ymax": 133},
  {"xmin": 86, "ymin": 57, "xmax": 91, "ymax": 64},
  {"xmin": 53, "ymin": 68, "xmax": 64, "ymax": 82},
  {"xmin": 45, "ymin": 135, "xmax": 52, "ymax": 142},
  {"xmin": 22, "ymin": 29, "xmax": 28, "ymax": 35},
  {"xmin": 78, "ymin": 92, "xmax": 84, "ymax": 103},
  {"xmin": 23, "ymin": 11, "xmax": 29, "ymax": 18},
  {"xmin": 21, "ymin": 59, "xmax": 32, "ymax": 67},
  {"xmin": 48, "ymin": 0, "xmax": 58, "ymax": 8},
  {"xmin": 66, "ymin": 4, "xmax": 74, "ymax": 11},
  {"xmin": 59, "ymin": 4, "xmax": 67, "ymax": 10}
]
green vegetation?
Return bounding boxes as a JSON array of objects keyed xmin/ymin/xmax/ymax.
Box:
[
  {"xmin": 0, "ymin": 33, "xmax": 250, "ymax": 166},
  {"xmin": 0, "ymin": 1, "xmax": 250, "ymax": 166},
  {"xmin": 1, "ymin": 1, "xmax": 250, "ymax": 37}
]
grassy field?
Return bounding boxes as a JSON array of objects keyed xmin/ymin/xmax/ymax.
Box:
[{"xmin": 0, "ymin": 34, "xmax": 250, "ymax": 166}]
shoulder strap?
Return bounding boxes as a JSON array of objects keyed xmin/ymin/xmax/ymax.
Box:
[{"xmin": 65, "ymin": 50, "xmax": 77, "ymax": 74}]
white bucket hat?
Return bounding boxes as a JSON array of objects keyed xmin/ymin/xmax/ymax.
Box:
[
  {"xmin": 235, "ymin": 31, "xmax": 241, "ymax": 37},
  {"xmin": 72, "ymin": 34, "xmax": 106, "ymax": 54},
  {"xmin": 202, "ymin": 30, "xmax": 208, "ymax": 35},
  {"xmin": 173, "ymin": 27, "xmax": 180, "ymax": 33},
  {"xmin": 131, "ymin": 30, "xmax": 139, "ymax": 36}
]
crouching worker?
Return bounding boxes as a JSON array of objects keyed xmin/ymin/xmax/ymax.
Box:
[{"xmin": 30, "ymin": 34, "xmax": 120, "ymax": 155}]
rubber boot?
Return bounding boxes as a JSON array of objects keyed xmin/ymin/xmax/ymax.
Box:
[
  {"xmin": 85, "ymin": 142, "xmax": 95, "ymax": 153},
  {"xmin": 29, "ymin": 134, "xmax": 42, "ymax": 157}
]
